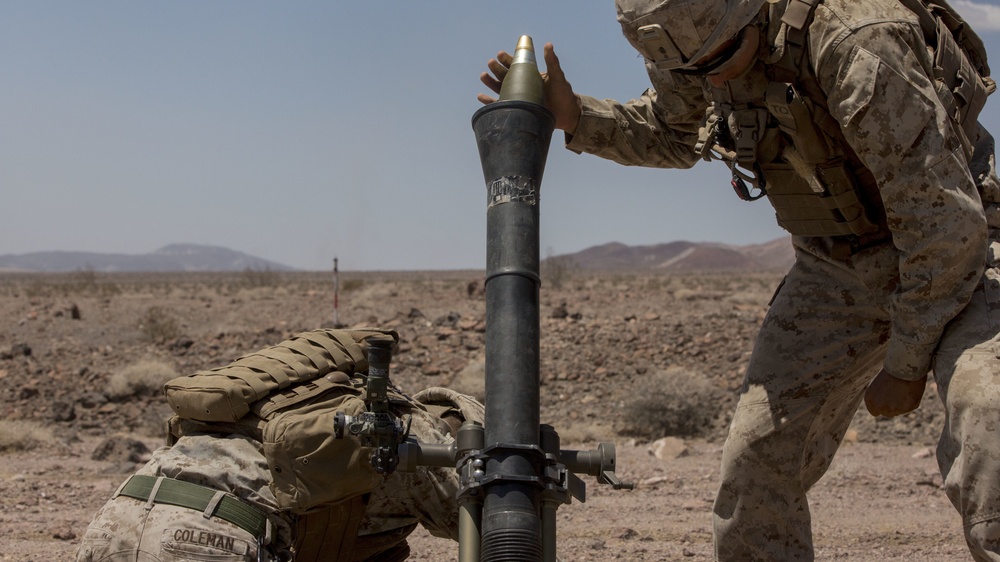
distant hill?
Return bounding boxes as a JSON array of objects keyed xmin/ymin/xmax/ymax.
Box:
[
  {"xmin": 0, "ymin": 238, "xmax": 794, "ymax": 274},
  {"xmin": 551, "ymin": 236, "xmax": 794, "ymax": 272},
  {"xmin": 0, "ymin": 244, "xmax": 295, "ymax": 273}
]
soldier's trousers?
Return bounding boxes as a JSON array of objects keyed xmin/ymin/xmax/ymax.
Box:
[{"xmin": 713, "ymin": 233, "xmax": 1000, "ymax": 561}]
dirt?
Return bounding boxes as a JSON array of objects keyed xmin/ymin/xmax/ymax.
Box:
[{"xmin": 0, "ymin": 270, "xmax": 968, "ymax": 560}]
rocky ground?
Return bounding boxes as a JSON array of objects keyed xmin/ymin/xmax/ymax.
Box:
[{"xmin": 0, "ymin": 269, "xmax": 966, "ymax": 560}]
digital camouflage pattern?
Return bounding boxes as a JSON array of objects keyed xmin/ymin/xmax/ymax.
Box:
[
  {"xmin": 76, "ymin": 389, "xmax": 482, "ymax": 562},
  {"xmin": 76, "ymin": 435, "xmax": 275, "ymax": 561},
  {"xmin": 615, "ymin": 0, "xmax": 767, "ymax": 71},
  {"xmin": 571, "ymin": 0, "xmax": 1000, "ymax": 559}
]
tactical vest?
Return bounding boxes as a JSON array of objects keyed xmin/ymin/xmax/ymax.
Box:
[
  {"xmin": 696, "ymin": 0, "xmax": 995, "ymax": 247},
  {"xmin": 163, "ymin": 328, "xmax": 420, "ymax": 562}
]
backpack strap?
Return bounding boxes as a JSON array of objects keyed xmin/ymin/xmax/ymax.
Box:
[{"xmin": 901, "ymin": 0, "xmax": 991, "ymax": 76}]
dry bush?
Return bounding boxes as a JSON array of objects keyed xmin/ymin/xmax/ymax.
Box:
[
  {"xmin": 138, "ymin": 306, "xmax": 181, "ymax": 343},
  {"xmin": 0, "ymin": 420, "xmax": 55, "ymax": 452},
  {"xmin": 542, "ymin": 249, "xmax": 577, "ymax": 290},
  {"xmin": 619, "ymin": 366, "xmax": 724, "ymax": 440},
  {"xmin": 341, "ymin": 278, "xmax": 364, "ymax": 292},
  {"xmin": 107, "ymin": 359, "xmax": 179, "ymax": 399},
  {"xmin": 63, "ymin": 268, "xmax": 122, "ymax": 297},
  {"xmin": 241, "ymin": 266, "xmax": 281, "ymax": 288}
]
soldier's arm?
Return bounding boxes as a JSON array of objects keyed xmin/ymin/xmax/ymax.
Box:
[
  {"xmin": 564, "ymin": 61, "xmax": 708, "ymax": 169},
  {"xmin": 817, "ymin": 19, "xmax": 988, "ymax": 381}
]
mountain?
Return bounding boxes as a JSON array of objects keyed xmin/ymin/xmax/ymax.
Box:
[
  {"xmin": 0, "ymin": 238, "xmax": 795, "ymax": 273},
  {"xmin": 0, "ymin": 244, "xmax": 295, "ymax": 273},
  {"xmin": 550, "ymin": 236, "xmax": 794, "ymax": 272}
]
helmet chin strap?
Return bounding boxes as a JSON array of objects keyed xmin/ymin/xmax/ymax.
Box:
[{"xmin": 706, "ymin": 26, "xmax": 762, "ymax": 87}]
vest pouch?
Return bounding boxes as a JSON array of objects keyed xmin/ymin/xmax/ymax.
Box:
[
  {"xmin": 765, "ymin": 82, "xmax": 834, "ymax": 164},
  {"xmin": 259, "ymin": 376, "xmax": 380, "ymax": 514},
  {"xmin": 764, "ymin": 160, "xmax": 880, "ymax": 237},
  {"xmin": 932, "ymin": 15, "xmax": 993, "ymax": 150}
]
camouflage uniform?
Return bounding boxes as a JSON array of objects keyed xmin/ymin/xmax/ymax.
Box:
[
  {"xmin": 568, "ymin": 0, "xmax": 1000, "ymax": 559},
  {"xmin": 76, "ymin": 387, "xmax": 483, "ymax": 562}
]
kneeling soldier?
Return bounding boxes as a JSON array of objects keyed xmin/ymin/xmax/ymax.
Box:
[{"xmin": 76, "ymin": 328, "xmax": 483, "ymax": 562}]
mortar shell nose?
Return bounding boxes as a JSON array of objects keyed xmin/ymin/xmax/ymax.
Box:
[{"xmin": 516, "ymin": 35, "xmax": 534, "ymax": 53}]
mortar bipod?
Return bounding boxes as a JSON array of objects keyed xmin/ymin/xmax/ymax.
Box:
[{"xmin": 395, "ymin": 421, "xmax": 635, "ymax": 562}]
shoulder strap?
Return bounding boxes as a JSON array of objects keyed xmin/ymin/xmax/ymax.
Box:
[
  {"xmin": 899, "ymin": 0, "xmax": 990, "ymax": 76},
  {"xmin": 770, "ymin": 0, "xmax": 821, "ymax": 83}
]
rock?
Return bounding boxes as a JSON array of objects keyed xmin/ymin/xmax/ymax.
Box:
[
  {"xmin": 615, "ymin": 528, "xmax": 638, "ymax": 540},
  {"xmin": 76, "ymin": 392, "xmax": 109, "ymax": 409},
  {"xmin": 641, "ymin": 476, "xmax": 671, "ymax": 487},
  {"xmin": 649, "ymin": 437, "xmax": 689, "ymax": 460},
  {"xmin": 10, "ymin": 343, "xmax": 32, "ymax": 357},
  {"xmin": 170, "ymin": 337, "xmax": 195, "ymax": 351},
  {"xmin": 50, "ymin": 401, "xmax": 76, "ymax": 422},
  {"xmin": 52, "ymin": 527, "xmax": 76, "ymax": 540},
  {"xmin": 91, "ymin": 436, "xmax": 151, "ymax": 463},
  {"xmin": 551, "ymin": 302, "xmax": 569, "ymax": 319}
]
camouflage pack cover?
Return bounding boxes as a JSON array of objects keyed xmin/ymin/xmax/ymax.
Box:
[
  {"xmin": 163, "ymin": 328, "xmax": 479, "ymax": 515},
  {"xmin": 163, "ymin": 328, "xmax": 397, "ymax": 423}
]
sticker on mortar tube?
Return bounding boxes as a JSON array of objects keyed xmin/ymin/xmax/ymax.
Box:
[{"xmin": 488, "ymin": 176, "xmax": 537, "ymax": 207}]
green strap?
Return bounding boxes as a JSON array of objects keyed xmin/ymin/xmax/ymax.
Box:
[{"xmin": 119, "ymin": 475, "xmax": 268, "ymax": 540}]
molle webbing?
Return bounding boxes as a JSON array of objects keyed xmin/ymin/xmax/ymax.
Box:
[
  {"xmin": 164, "ymin": 328, "xmax": 397, "ymax": 423},
  {"xmin": 292, "ymin": 494, "xmax": 368, "ymax": 562}
]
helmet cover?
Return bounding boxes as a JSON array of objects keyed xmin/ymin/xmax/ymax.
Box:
[{"xmin": 616, "ymin": 0, "xmax": 767, "ymax": 70}]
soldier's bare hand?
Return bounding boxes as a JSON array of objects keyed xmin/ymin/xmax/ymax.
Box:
[
  {"xmin": 864, "ymin": 369, "xmax": 927, "ymax": 417},
  {"xmin": 477, "ymin": 51, "xmax": 514, "ymax": 105},
  {"xmin": 476, "ymin": 44, "xmax": 581, "ymax": 134},
  {"xmin": 541, "ymin": 43, "xmax": 581, "ymax": 134}
]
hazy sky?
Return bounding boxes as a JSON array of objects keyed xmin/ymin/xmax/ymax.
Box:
[{"xmin": 4, "ymin": 2, "xmax": 1000, "ymax": 271}]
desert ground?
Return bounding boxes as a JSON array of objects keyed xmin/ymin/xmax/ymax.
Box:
[{"xmin": 0, "ymin": 268, "xmax": 971, "ymax": 560}]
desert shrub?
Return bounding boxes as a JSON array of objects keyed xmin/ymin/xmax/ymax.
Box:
[
  {"xmin": 107, "ymin": 359, "xmax": 179, "ymax": 399},
  {"xmin": 341, "ymin": 278, "xmax": 364, "ymax": 292},
  {"xmin": 0, "ymin": 420, "xmax": 55, "ymax": 452},
  {"xmin": 542, "ymin": 248, "xmax": 577, "ymax": 290},
  {"xmin": 138, "ymin": 306, "xmax": 181, "ymax": 343},
  {"xmin": 23, "ymin": 280, "xmax": 52, "ymax": 299},
  {"xmin": 619, "ymin": 367, "xmax": 724, "ymax": 440},
  {"xmin": 242, "ymin": 266, "xmax": 281, "ymax": 288},
  {"xmin": 62, "ymin": 267, "xmax": 122, "ymax": 297}
]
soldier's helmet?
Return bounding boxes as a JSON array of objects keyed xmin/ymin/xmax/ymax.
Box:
[{"xmin": 616, "ymin": 0, "xmax": 768, "ymax": 72}]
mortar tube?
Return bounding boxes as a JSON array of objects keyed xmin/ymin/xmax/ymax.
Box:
[{"xmin": 472, "ymin": 98, "xmax": 554, "ymax": 561}]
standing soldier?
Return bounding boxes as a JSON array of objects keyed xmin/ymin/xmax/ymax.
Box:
[{"xmin": 480, "ymin": 0, "xmax": 1000, "ymax": 559}]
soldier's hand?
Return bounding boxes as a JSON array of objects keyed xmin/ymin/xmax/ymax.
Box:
[
  {"xmin": 477, "ymin": 43, "xmax": 582, "ymax": 134},
  {"xmin": 477, "ymin": 50, "xmax": 513, "ymax": 103},
  {"xmin": 541, "ymin": 43, "xmax": 581, "ymax": 134},
  {"xmin": 864, "ymin": 369, "xmax": 927, "ymax": 417}
]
